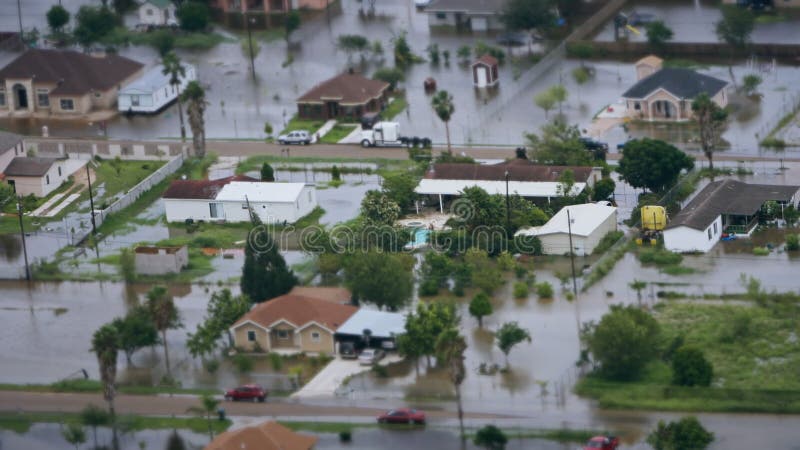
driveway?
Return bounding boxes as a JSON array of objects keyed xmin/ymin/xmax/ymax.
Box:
[{"xmin": 292, "ymin": 355, "xmax": 402, "ymax": 399}]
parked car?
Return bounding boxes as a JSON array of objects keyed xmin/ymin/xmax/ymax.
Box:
[
  {"xmin": 278, "ymin": 130, "xmax": 311, "ymax": 145},
  {"xmin": 340, "ymin": 341, "xmax": 358, "ymax": 359},
  {"xmin": 377, "ymin": 408, "xmax": 426, "ymax": 424},
  {"xmin": 224, "ymin": 384, "xmax": 267, "ymax": 402},
  {"xmin": 496, "ymin": 32, "xmax": 528, "ymax": 47},
  {"xmin": 358, "ymin": 348, "xmax": 385, "ymax": 365},
  {"xmin": 583, "ymin": 435, "xmax": 620, "ymax": 450}
]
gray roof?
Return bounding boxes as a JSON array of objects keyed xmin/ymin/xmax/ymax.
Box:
[
  {"xmin": 0, "ymin": 130, "xmax": 22, "ymax": 154},
  {"xmin": 666, "ymin": 179, "xmax": 800, "ymax": 231},
  {"xmin": 4, "ymin": 157, "xmax": 59, "ymax": 177},
  {"xmin": 335, "ymin": 309, "xmax": 406, "ymax": 339},
  {"xmin": 622, "ymin": 68, "xmax": 728, "ymax": 100},
  {"xmin": 426, "ymin": 0, "xmax": 505, "ymax": 14}
]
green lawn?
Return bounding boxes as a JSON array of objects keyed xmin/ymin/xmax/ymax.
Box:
[
  {"xmin": 576, "ymin": 301, "xmax": 800, "ymax": 413},
  {"xmin": 91, "ymin": 160, "xmax": 166, "ymax": 207},
  {"xmin": 279, "ymin": 116, "xmax": 326, "ymax": 135},
  {"xmin": 382, "ymin": 96, "xmax": 408, "ymax": 120},
  {"xmin": 320, "ymin": 124, "xmax": 358, "ymax": 144}
]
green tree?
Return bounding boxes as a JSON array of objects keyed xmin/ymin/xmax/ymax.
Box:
[
  {"xmin": 150, "ymin": 29, "xmax": 175, "ymax": 56},
  {"xmin": 261, "ymin": 162, "xmax": 275, "ymax": 181},
  {"xmin": 474, "ymin": 424, "xmax": 508, "ymax": 450},
  {"xmin": 80, "ymin": 404, "xmax": 110, "ymax": 449},
  {"xmin": 187, "ymin": 394, "xmax": 220, "ymax": 440},
  {"xmin": 118, "ymin": 247, "xmax": 136, "ymax": 282},
  {"xmin": 716, "ymin": 6, "xmax": 755, "ymax": 52},
  {"xmin": 111, "ymin": 306, "xmax": 158, "ymax": 364},
  {"xmin": 398, "ymin": 301, "xmax": 457, "ymax": 370},
  {"xmin": 550, "ymin": 84, "xmax": 567, "ymax": 116},
  {"xmin": 646, "ymin": 416, "xmax": 714, "ymax": 450},
  {"xmin": 177, "ymin": 1, "xmax": 209, "ymax": 32},
  {"xmin": 0, "ymin": 184, "xmax": 15, "ymax": 211},
  {"xmin": 525, "ymin": 120, "xmax": 594, "ymax": 166},
  {"xmin": 46, "ymin": 5, "xmax": 70, "ymax": 33},
  {"xmin": 162, "ymin": 52, "xmax": 187, "ymax": 143},
  {"xmin": 418, "ymin": 251, "xmax": 453, "ymax": 295},
  {"xmin": 145, "ymin": 286, "xmax": 181, "ymax": 379},
  {"xmin": 241, "ymin": 231, "xmax": 297, "ymax": 302},
  {"xmin": 112, "ymin": 0, "xmax": 137, "ymax": 15},
  {"xmin": 343, "ymin": 251, "xmax": 413, "ymax": 310},
  {"xmin": 501, "ymin": 0, "xmax": 555, "ymax": 33},
  {"xmin": 285, "ymin": 10, "xmax": 301, "ymax": 43},
  {"xmin": 182, "ymin": 81, "xmax": 207, "ymax": 158},
  {"xmin": 372, "ymin": 67, "xmax": 405, "ymax": 90},
  {"xmin": 73, "ymin": 5, "xmax": 118, "ymax": 47},
  {"xmin": 360, "ymin": 190, "xmax": 401, "ymax": 226},
  {"xmin": 393, "ymin": 31, "xmax": 415, "ymax": 67},
  {"xmin": 91, "ymin": 323, "xmax": 120, "ymax": 448},
  {"xmin": 337, "ymin": 34, "xmax": 370, "ymax": 61},
  {"xmin": 464, "ymin": 248, "xmax": 503, "ymax": 294},
  {"xmin": 62, "ymin": 423, "xmax": 86, "ymax": 450},
  {"xmin": 629, "ymin": 279, "xmax": 647, "ymax": 307},
  {"xmin": 206, "ymin": 289, "xmax": 251, "ymax": 347},
  {"xmin": 671, "ymin": 346, "xmax": 713, "ymax": 387},
  {"xmin": 742, "ymin": 74, "xmax": 762, "ymax": 96},
  {"xmin": 432, "ymin": 90, "xmax": 455, "ymax": 154},
  {"xmin": 584, "ymin": 304, "xmax": 661, "ymax": 380},
  {"xmin": 691, "ymin": 93, "xmax": 728, "ymax": 173},
  {"xmin": 469, "ymin": 292, "xmax": 493, "ymax": 328},
  {"xmin": 186, "ymin": 321, "xmax": 218, "ymax": 360},
  {"xmin": 166, "ymin": 430, "xmax": 187, "ymax": 450},
  {"xmin": 534, "ymin": 89, "xmax": 557, "ymax": 119},
  {"xmin": 381, "ymin": 171, "xmax": 417, "ymax": 210},
  {"xmin": 646, "ymin": 20, "xmax": 673, "ymax": 53},
  {"xmin": 456, "ymin": 45, "xmax": 471, "ymax": 62},
  {"xmin": 435, "ymin": 328, "xmax": 467, "ymax": 441},
  {"xmin": 495, "ymin": 321, "xmax": 532, "ymax": 368},
  {"xmin": 618, "ymin": 138, "xmax": 694, "ymax": 193},
  {"xmin": 592, "ymin": 178, "xmax": 616, "ymax": 202}
]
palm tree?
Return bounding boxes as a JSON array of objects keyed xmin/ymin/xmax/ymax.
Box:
[
  {"xmin": 691, "ymin": 92, "xmax": 728, "ymax": 174},
  {"xmin": 145, "ymin": 286, "xmax": 181, "ymax": 380},
  {"xmin": 161, "ymin": 52, "xmax": 187, "ymax": 142},
  {"xmin": 629, "ymin": 280, "xmax": 647, "ymax": 307},
  {"xmin": 182, "ymin": 81, "xmax": 207, "ymax": 158},
  {"xmin": 431, "ymin": 90, "xmax": 455, "ymax": 154},
  {"xmin": 435, "ymin": 328, "xmax": 467, "ymax": 442},
  {"xmin": 91, "ymin": 323, "xmax": 120, "ymax": 449},
  {"xmin": 187, "ymin": 394, "xmax": 221, "ymax": 440}
]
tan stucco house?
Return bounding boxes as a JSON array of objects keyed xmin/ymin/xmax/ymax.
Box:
[
  {"xmin": 231, "ymin": 291, "xmax": 357, "ymax": 354},
  {"xmin": 0, "ymin": 49, "xmax": 144, "ymax": 119},
  {"xmin": 623, "ymin": 55, "xmax": 728, "ymax": 122}
]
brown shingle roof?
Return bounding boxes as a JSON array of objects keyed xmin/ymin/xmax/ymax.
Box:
[
  {"xmin": 234, "ymin": 294, "xmax": 358, "ymax": 331},
  {"xmin": 426, "ymin": 162, "xmax": 596, "ymax": 183},
  {"xmin": 162, "ymin": 175, "xmax": 255, "ymax": 200},
  {"xmin": 0, "ymin": 49, "xmax": 143, "ymax": 96},
  {"xmin": 3, "ymin": 157, "xmax": 59, "ymax": 177},
  {"xmin": 206, "ymin": 421, "xmax": 318, "ymax": 450},
  {"xmin": 289, "ymin": 286, "xmax": 352, "ymax": 304},
  {"xmin": 297, "ymin": 72, "xmax": 389, "ymax": 105},
  {"xmin": 473, "ymin": 54, "xmax": 498, "ymax": 67}
]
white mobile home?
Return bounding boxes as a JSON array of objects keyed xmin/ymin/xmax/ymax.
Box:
[
  {"xmin": 515, "ymin": 203, "xmax": 618, "ymax": 256},
  {"xmin": 138, "ymin": 0, "xmax": 177, "ymax": 26},
  {"xmin": 118, "ymin": 63, "xmax": 196, "ymax": 114}
]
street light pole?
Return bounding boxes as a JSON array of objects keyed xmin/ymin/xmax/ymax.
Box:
[
  {"xmin": 86, "ymin": 164, "xmax": 97, "ymax": 235},
  {"xmin": 16, "ymin": 0, "xmax": 23, "ymax": 37},
  {"xmin": 17, "ymin": 198, "xmax": 30, "ymax": 281},
  {"xmin": 246, "ymin": 15, "xmax": 256, "ymax": 81},
  {"xmin": 566, "ymin": 208, "xmax": 578, "ymax": 297},
  {"xmin": 504, "ymin": 170, "xmax": 511, "ymax": 235}
]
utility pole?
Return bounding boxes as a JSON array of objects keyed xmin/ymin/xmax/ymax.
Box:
[
  {"xmin": 86, "ymin": 164, "xmax": 97, "ymax": 235},
  {"xmin": 17, "ymin": 198, "xmax": 30, "ymax": 281},
  {"xmin": 504, "ymin": 170, "xmax": 511, "ymax": 236},
  {"xmin": 566, "ymin": 208, "xmax": 578, "ymax": 298},
  {"xmin": 17, "ymin": 0, "xmax": 23, "ymax": 37},
  {"xmin": 245, "ymin": 15, "xmax": 256, "ymax": 81}
]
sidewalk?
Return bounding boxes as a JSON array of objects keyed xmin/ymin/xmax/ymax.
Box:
[{"xmin": 292, "ymin": 355, "xmax": 402, "ymax": 399}]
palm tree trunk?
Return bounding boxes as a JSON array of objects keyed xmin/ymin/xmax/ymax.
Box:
[
  {"xmin": 707, "ymin": 151, "xmax": 714, "ymax": 172},
  {"xmin": 478, "ymin": 316, "xmax": 483, "ymax": 328},
  {"xmin": 108, "ymin": 400, "xmax": 119, "ymax": 450},
  {"xmin": 162, "ymin": 329, "xmax": 171, "ymax": 379},
  {"xmin": 177, "ymin": 96, "xmax": 186, "ymax": 142},
  {"xmin": 92, "ymin": 426, "xmax": 98, "ymax": 449},
  {"xmin": 455, "ymin": 384, "xmax": 465, "ymax": 442},
  {"xmin": 207, "ymin": 412, "xmax": 213, "ymax": 440},
  {"xmin": 444, "ymin": 120, "xmax": 451, "ymax": 154}
]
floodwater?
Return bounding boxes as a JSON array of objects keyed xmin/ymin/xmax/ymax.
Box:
[{"xmin": 0, "ymin": 423, "xmax": 207, "ymax": 450}]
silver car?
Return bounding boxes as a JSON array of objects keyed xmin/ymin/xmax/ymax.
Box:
[
  {"xmin": 278, "ymin": 130, "xmax": 311, "ymax": 145},
  {"xmin": 358, "ymin": 348, "xmax": 386, "ymax": 365}
]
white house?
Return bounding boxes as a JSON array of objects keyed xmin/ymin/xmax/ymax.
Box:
[
  {"xmin": 162, "ymin": 176, "xmax": 317, "ymax": 224},
  {"xmin": 138, "ymin": 0, "xmax": 177, "ymax": 26},
  {"xmin": 0, "ymin": 130, "xmax": 24, "ymax": 174},
  {"xmin": 664, "ymin": 179, "xmax": 800, "ymax": 253},
  {"xmin": 3, "ymin": 156, "xmax": 86, "ymax": 197},
  {"xmin": 118, "ymin": 63, "xmax": 196, "ymax": 114},
  {"xmin": 515, "ymin": 203, "xmax": 618, "ymax": 256},
  {"xmin": 426, "ymin": 0, "xmax": 506, "ymax": 31}
]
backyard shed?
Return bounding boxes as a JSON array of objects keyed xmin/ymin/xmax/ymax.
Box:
[
  {"xmin": 472, "ymin": 54, "xmax": 499, "ymax": 88},
  {"xmin": 515, "ymin": 203, "xmax": 618, "ymax": 256}
]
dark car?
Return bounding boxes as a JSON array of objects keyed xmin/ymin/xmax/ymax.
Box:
[
  {"xmin": 340, "ymin": 341, "xmax": 358, "ymax": 359},
  {"xmin": 377, "ymin": 408, "xmax": 426, "ymax": 425},
  {"xmin": 224, "ymin": 384, "xmax": 267, "ymax": 402}
]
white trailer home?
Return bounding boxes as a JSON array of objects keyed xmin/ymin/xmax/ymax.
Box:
[{"xmin": 118, "ymin": 63, "xmax": 196, "ymax": 114}]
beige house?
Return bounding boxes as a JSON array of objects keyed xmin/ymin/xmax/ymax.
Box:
[
  {"xmin": 231, "ymin": 290, "xmax": 357, "ymax": 354},
  {"xmin": 3, "ymin": 156, "xmax": 85, "ymax": 197},
  {"xmin": 0, "ymin": 49, "xmax": 143, "ymax": 118},
  {"xmin": 623, "ymin": 56, "xmax": 728, "ymax": 122}
]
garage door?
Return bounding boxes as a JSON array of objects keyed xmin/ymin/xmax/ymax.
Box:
[{"xmin": 471, "ymin": 17, "xmax": 488, "ymax": 31}]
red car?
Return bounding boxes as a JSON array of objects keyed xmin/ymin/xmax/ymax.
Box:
[
  {"xmin": 377, "ymin": 408, "xmax": 426, "ymax": 425},
  {"xmin": 584, "ymin": 435, "xmax": 619, "ymax": 450},
  {"xmin": 224, "ymin": 384, "xmax": 267, "ymax": 402}
]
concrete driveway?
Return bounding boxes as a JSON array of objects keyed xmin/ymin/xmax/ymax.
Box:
[{"xmin": 292, "ymin": 355, "xmax": 402, "ymax": 399}]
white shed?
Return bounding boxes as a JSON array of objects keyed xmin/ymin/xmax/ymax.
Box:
[
  {"xmin": 516, "ymin": 203, "xmax": 618, "ymax": 256},
  {"xmin": 118, "ymin": 63, "xmax": 196, "ymax": 114},
  {"xmin": 138, "ymin": 0, "xmax": 177, "ymax": 26}
]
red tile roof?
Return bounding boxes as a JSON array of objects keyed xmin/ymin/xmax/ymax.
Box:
[
  {"xmin": 206, "ymin": 421, "xmax": 318, "ymax": 450},
  {"xmin": 297, "ymin": 72, "xmax": 389, "ymax": 105},
  {"xmin": 234, "ymin": 294, "xmax": 358, "ymax": 332},
  {"xmin": 425, "ymin": 162, "xmax": 596, "ymax": 183},
  {"xmin": 162, "ymin": 175, "xmax": 255, "ymax": 200},
  {"xmin": 473, "ymin": 54, "xmax": 498, "ymax": 67}
]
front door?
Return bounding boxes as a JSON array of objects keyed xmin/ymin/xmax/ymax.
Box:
[
  {"xmin": 476, "ymin": 67, "xmax": 488, "ymax": 87},
  {"xmin": 326, "ymin": 102, "xmax": 339, "ymax": 118},
  {"xmin": 13, "ymin": 84, "xmax": 28, "ymax": 110}
]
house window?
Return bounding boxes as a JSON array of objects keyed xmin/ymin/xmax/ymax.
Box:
[
  {"xmin": 247, "ymin": 330, "xmax": 256, "ymax": 342},
  {"xmin": 58, "ymin": 166, "xmax": 62, "ymax": 176},
  {"xmin": 436, "ymin": 12, "xmax": 446, "ymax": 19},
  {"xmin": 708, "ymin": 228, "xmax": 712, "ymax": 240},
  {"xmin": 46, "ymin": 174, "xmax": 50, "ymax": 185},
  {"xmin": 60, "ymin": 99, "xmax": 74, "ymax": 111},
  {"xmin": 713, "ymin": 222, "xmax": 718, "ymax": 234},
  {"xmin": 209, "ymin": 202, "xmax": 222, "ymax": 218},
  {"xmin": 164, "ymin": 88, "xmax": 168, "ymax": 97},
  {"xmin": 146, "ymin": 8, "xmax": 153, "ymax": 15},
  {"xmin": 634, "ymin": 102, "xmax": 641, "ymax": 111},
  {"xmin": 0, "ymin": 90, "xmax": 5, "ymax": 106},
  {"xmin": 37, "ymin": 89, "xmax": 49, "ymax": 107},
  {"xmin": 131, "ymin": 95, "xmax": 140, "ymax": 106},
  {"xmin": 311, "ymin": 331, "xmax": 321, "ymax": 342},
  {"xmin": 277, "ymin": 329, "xmax": 289, "ymax": 340},
  {"xmin": 308, "ymin": 191, "xmax": 311, "ymax": 202}
]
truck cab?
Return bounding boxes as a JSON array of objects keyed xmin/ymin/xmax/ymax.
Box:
[{"xmin": 361, "ymin": 121, "xmax": 401, "ymax": 147}]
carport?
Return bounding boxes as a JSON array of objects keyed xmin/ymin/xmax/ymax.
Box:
[{"xmin": 334, "ymin": 309, "xmax": 406, "ymax": 352}]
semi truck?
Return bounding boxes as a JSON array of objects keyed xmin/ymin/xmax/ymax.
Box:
[{"xmin": 360, "ymin": 121, "xmax": 431, "ymax": 148}]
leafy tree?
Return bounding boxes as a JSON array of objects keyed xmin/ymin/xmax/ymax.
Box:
[
  {"xmin": 469, "ymin": 292, "xmax": 493, "ymax": 328},
  {"xmin": 118, "ymin": 247, "xmax": 136, "ymax": 282},
  {"xmin": 112, "ymin": 0, "xmax": 137, "ymax": 15},
  {"xmin": 716, "ymin": 6, "xmax": 755, "ymax": 51},
  {"xmin": 91, "ymin": 323, "xmax": 119, "ymax": 448},
  {"xmin": 241, "ymin": 230, "xmax": 297, "ymax": 302},
  {"xmin": 285, "ymin": 10, "xmax": 301, "ymax": 43},
  {"xmin": 456, "ymin": 45, "xmax": 471, "ymax": 62},
  {"xmin": 629, "ymin": 279, "xmax": 647, "ymax": 307},
  {"xmin": 671, "ymin": 346, "xmax": 713, "ymax": 387},
  {"xmin": 187, "ymin": 394, "xmax": 220, "ymax": 439},
  {"xmin": 206, "ymin": 289, "xmax": 250, "ymax": 346},
  {"xmin": 186, "ymin": 322, "xmax": 218, "ymax": 360},
  {"xmin": 691, "ymin": 93, "xmax": 728, "ymax": 172},
  {"xmin": 525, "ymin": 120, "xmax": 595, "ymax": 166},
  {"xmin": 162, "ymin": 52, "xmax": 187, "ymax": 143},
  {"xmin": 435, "ymin": 328, "xmax": 467, "ymax": 441},
  {"xmin": 464, "ymin": 248, "xmax": 503, "ymax": 294},
  {"xmin": 382, "ymin": 171, "xmax": 417, "ymax": 210},
  {"xmin": 261, "ymin": 162, "xmax": 275, "ymax": 181},
  {"xmin": 111, "ymin": 306, "xmax": 158, "ymax": 364},
  {"xmin": 177, "ymin": 1, "xmax": 210, "ymax": 32},
  {"xmin": 393, "ymin": 32, "xmax": 415, "ymax": 67},
  {"xmin": 474, "ymin": 424, "xmax": 508, "ymax": 450},
  {"xmin": 150, "ymin": 29, "xmax": 175, "ymax": 56},
  {"xmin": 618, "ymin": 138, "xmax": 694, "ymax": 193},
  {"xmin": 419, "ymin": 251, "xmax": 453, "ymax": 295},
  {"xmin": 592, "ymin": 178, "xmax": 616, "ymax": 202},
  {"xmin": 501, "ymin": 0, "xmax": 555, "ymax": 33},
  {"xmin": 550, "ymin": 85, "xmax": 567, "ymax": 116},
  {"xmin": 373, "ymin": 67, "xmax": 404, "ymax": 90},
  {"xmin": 646, "ymin": 20, "xmax": 673, "ymax": 53},
  {"xmin": 343, "ymin": 251, "xmax": 413, "ymax": 310},
  {"xmin": 80, "ymin": 404, "xmax": 110, "ymax": 449},
  {"xmin": 182, "ymin": 81, "xmax": 207, "ymax": 158},
  {"xmin": 360, "ymin": 190, "xmax": 401, "ymax": 226},
  {"xmin": 495, "ymin": 321, "xmax": 532, "ymax": 368},
  {"xmin": 73, "ymin": 5, "xmax": 118, "ymax": 47},
  {"xmin": 534, "ymin": 89, "xmax": 557, "ymax": 118},
  {"xmin": 0, "ymin": 184, "xmax": 15, "ymax": 211},
  {"xmin": 646, "ymin": 416, "xmax": 714, "ymax": 450},
  {"xmin": 62, "ymin": 423, "xmax": 86, "ymax": 450},
  {"xmin": 572, "ymin": 66, "xmax": 591, "ymax": 85},
  {"xmin": 337, "ymin": 34, "xmax": 370, "ymax": 61},
  {"xmin": 584, "ymin": 304, "xmax": 661, "ymax": 380},
  {"xmin": 398, "ymin": 301, "xmax": 457, "ymax": 369},
  {"xmin": 741, "ymin": 74, "xmax": 762, "ymax": 96},
  {"xmin": 145, "ymin": 286, "xmax": 181, "ymax": 379},
  {"xmin": 166, "ymin": 430, "xmax": 187, "ymax": 450},
  {"xmin": 432, "ymin": 90, "xmax": 455, "ymax": 154},
  {"xmin": 46, "ymin": 5, "xmax": 70, "ymax": 33}
]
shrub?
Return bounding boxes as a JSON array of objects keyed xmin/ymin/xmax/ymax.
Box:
[
  {"xmin": 719, "ymin": 311, "xmax": 751, "ymax": 343},
  {"xmin": 418, "ymin": 278, "xmax": 440, "ymax": 297},
  {"xmin": 760, "ymin": 137, "xmax": 786, "ymax": 148},
  {"xmin": 474, "ymin": 424, "xmax": 507, "ymax": 450},
  {"xmin": 638, "ymin": 247, "xmax": 683, "ymax": 266},
  {"xmin": 371, "ymin": 365, "xmax": 388, "ymax": 377},
  {"xmin": 372, "ymin": 67, "xmax": 404, "ymax": 90},
  {"xmin": 786, "ymin": 234, "xmax": 799, "ymax": 251},
  {"xmin": 233, "ymin": 354, "xmax": 254, "ymax": 373},
  {"xmin": 177, "ymin": 2, "xmax": 209, "ymax": 32},
  {"xmin": 496, "ymin": 251, "xmax": 515, "ymax": 271},
  {"xmin": 752, "ymin": 246, "xmax": 770, "ymax": 256},
  {"xmin": 339, "ymin": 430, "xmax": 352, "ymax": 442},
  {"xmin": 671, "ymin": 346, "xmax": 713, "ymax": 387},
  {"xmin": 513, "ymin": 282, "xmax": 529, "ymax": 299},
  {"xmin": 204, "ymin": 359, "xmax": 220, "ymax": 374},
  {"xmin": 646, "ymin": 416, "xmax": 714, "ymax": 450},
  {"xmin": 269, "ymin": 352, "xmax": 283, "ymax": 371},
  {"xmin": 593, "ymin": 230, "xmax": 624, "ymax": 255},
  {"xmin": 535, "ymin": 282, "xmax": 553, "ymax": 299}
]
